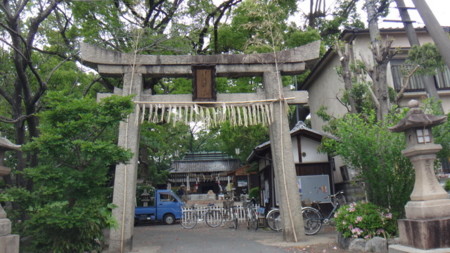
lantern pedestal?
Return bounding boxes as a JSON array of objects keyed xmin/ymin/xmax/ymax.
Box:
[
  {"xmin": 405, "ymin": 199, "xmax": 450, "ymax": 219},
  {"xmin": 401, "ymin": 145, "xmax": 450, "ymax": 220},
  {"xmin": 0, "ymin": 188, "xmax": 20, "ymax": 253},
  {"xmin": 389, "ymin": 217, "xmax": 450, "ymax": 252},
  {"xmin": 0, "ymin": 137, "xmax": 21, "ymax": 253},
  {"xmin": 394, "ymin": 147, "xmax": 450, "ymax": 251}
]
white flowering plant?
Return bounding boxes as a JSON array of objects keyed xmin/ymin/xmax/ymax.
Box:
[{"xmin": 334, "ymin": 201, "xmax": 397, "ymax": 239}]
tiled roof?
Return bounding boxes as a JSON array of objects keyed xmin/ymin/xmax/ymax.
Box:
[
  {"xmin": 181, "ymin": 152, "xmax": 234, "ymax": 161},
  {"xmin": 170, "ymin": 152, "xmax": 240, "ymax": 174},
  {"xmin": 246, "ymin": 121, "xmax": 336, "ymax": 162}
]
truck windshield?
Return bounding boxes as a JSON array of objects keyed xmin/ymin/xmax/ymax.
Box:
[{"xmin": 160, "ymin": 192, "xmax": 178, "ymax": 202}]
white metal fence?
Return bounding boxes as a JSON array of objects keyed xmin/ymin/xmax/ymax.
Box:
[{"xmin": 181, "ymin": 205, "xmax": 247, "ymax": 225}]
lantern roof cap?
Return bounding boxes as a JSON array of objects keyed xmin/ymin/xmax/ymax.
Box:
[
  {"xmin": 0, "ymin": 137, "xmax": 21, "ymax": 151},
  {"xmin": 389, "ymin": 100, "xmax": 447, "ymax": 132}
]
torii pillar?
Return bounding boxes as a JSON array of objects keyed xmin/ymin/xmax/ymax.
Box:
[
  {"xmin": 111, "ymin": 72, "xmax": 142, "ymax": 252},
  {"xmin": 80, "ymin": 41, "xmax": 320, "ymax": 252}
]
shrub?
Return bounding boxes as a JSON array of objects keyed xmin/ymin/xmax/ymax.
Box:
[
  {"xmin": 1, "ymin": 94, "xmax": 133, "ymax": 252},
  {"xmin": 320, "ymin": 110, "xmax": 414, "ymax": 217},
  {"xmin": 249, "ymin": 187, "xmax": 260, "ymax": 201},
  {"xmin": 445, "ymin": 180, "xmax": 450, "ymax": 192},
  {"xmin": 334, "ymin": 202, "xmax": 397, "ymax": 239}
]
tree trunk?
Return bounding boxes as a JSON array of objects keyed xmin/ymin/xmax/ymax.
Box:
[
  {"xmin": 0, "ymin": 0, "xmax": 61, "ymax": 188},
  {"xmin": 365, "ymin": 0, "xmax": 390, "ymax": 121},
  {"xmin": 336, "ymin": 42, "xmax": 357, "ymax": 113}
]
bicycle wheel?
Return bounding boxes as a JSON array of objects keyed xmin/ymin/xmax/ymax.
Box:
[
  {"xmin": 180, "ymin": 211, "xmax": 197, "ymax": 229},
  {"xmin": 247, "ymin": 209, "xmax": 258, "ymax": 231},
  {"xmin": 205, "ymin": 210, "xmax": 222, "ymax": 228},
  {"xmin": 232, "ymin": 210, "xmax": 238, "ymax": 230},
  {"xmin": 302, "ymin": 207, "xmax": 322, "ymax": 235},
  {"xmin": 222, "ymin": 209, "xmax": 230, "ymax": 223},
  {"xmin": 266, "ymin": 209, "xmax": 282, "ymax": 232}
]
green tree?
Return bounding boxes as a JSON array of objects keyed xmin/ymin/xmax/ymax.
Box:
[
  {"xmin": 139, "ymin": 121, "xmax": 191, "ymax": 185},
  {"xmin": 320, "ymin": 109, "xmax": 414, "ymax": 217},
  {"xmin": 212, "ymin": 121, "xmax": 269, "ymax": 163},
  {"xmin": 305, "ymin": 0, "xmax": 364, "ymax": 47},
  {"xmin": 1, "ymin": 93, "xmax": 133, "ymax": 252},
  {"xmin": 0, "ymin": 0, "xmax": 68, "ymax": 188},
  {"xmin": 420, "ymin": 98, "xmax": 450, "ymax": 167}
]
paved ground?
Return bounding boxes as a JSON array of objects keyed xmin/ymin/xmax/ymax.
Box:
[{"xmin": 130, "ymin": 222, "xmax": 347, "ymax": 253}]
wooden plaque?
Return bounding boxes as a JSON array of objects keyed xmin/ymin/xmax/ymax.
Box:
[{"xmin": 192, "ymin": 65, "xmax": 216, "ymax": 101}]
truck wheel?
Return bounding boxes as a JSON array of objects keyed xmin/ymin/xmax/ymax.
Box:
[{"xmin": 163, "ymin": 214, "xmax": 175, "ymax": 225}]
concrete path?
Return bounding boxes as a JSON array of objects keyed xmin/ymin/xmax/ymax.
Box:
[{"xmin": 129, "ymin": 222, "xmax": 337, "ymax": 253}]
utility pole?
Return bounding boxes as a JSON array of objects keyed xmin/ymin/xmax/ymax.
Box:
[
  {"xmin": 412, "ymin": 0, "xmax": 450, "ymax": 71},
  {"xmin": 395, "ymin": 0, "xmax": 419, "ymax": 45},
  {"xmin": 395, "ymin": 0, "xmax": 441, "ymax": 103}
]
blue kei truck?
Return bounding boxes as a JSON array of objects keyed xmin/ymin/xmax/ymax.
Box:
[{"xmin": 134, "ymin": 189, "xmax": 184, "ymax": 225}]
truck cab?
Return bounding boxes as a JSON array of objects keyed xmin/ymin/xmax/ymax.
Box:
[{"xmin": 135, "ymin": 189, "xmax": 184, "ymax": 225}]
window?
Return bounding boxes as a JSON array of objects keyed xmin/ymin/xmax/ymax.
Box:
[
  {"xmin": 160, "ymin": 193, "xmax": 176, "ymax": 202},
  {"xmin": 340, "ymin": 166, "xmax": 350, "ymax": 182},
  {"xmin": 390, "ymin": 60, "xmax": 450, "ymax": 91},
  {"xmin": 416, "ymin": 129, "xmax": 431, "ymax": 144},
  {"xmin": 435, "ymin": 67, "xmax": 450, "ymax": 89}
]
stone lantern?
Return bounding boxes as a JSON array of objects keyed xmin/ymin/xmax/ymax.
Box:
[
  {"xmin": 389, "ymin": 100, "xmax": 450, "ymax": 252},
  {"xmin": 140, "ymin": 189, "xmax": 151, "ymax": 207},
  {"xmin": 0, "ymin": 137, "xmax": 20, "ymax": 253}
]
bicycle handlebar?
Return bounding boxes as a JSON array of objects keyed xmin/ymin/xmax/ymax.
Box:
[{"xmin": 329, "ymin": 191, "xmax": 344, "ymax": 198}]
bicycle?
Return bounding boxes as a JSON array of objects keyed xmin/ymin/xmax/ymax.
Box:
[
  {"xmin": 265, "ymin": 191, "xmax": 346, "ymax": 235},
  {"xmin": 222, "ymin": 199, "xmax": 238, "ymax": 230},
  {"xmin": 180, "ymin": 204, "xmax": 222, "ymax": 229},
  {"xmin": 244, "ymin": 198, "xmax": 258, "ymax": 231},
  {"xmin": 303, "ymin": 191, "xmax": 346, "ymax": 235}
]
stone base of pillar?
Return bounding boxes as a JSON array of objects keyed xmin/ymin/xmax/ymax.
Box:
[
  {"xmin": 0, "ymin": 234, "xmax": 20, "ymax": 253},
  {"xmin": 394, "ymin": 217, "xmax": 450, "ymax": 250},
  {"xmin": 405, "ymin": 199, "xmax": 450, "ymax": 219},
  {"xmin": 389, "ymin": 244, "xmax": 450, "ymax": 253},
  {"xmin": 108, "ymin": 231, "xmax": 133, "ymax": 253}
]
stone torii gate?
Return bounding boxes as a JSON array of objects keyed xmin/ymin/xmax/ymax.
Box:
[{"xmin": 80, "ymin": 41, "xmax": 320, "ymax": 253}]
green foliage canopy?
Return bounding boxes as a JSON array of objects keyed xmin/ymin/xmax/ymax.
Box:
[
  {"xmin": 1, "ymin": 93, "xmax": 133, "ymax": 252},
  {"xmin": 407, "ymin": 43, "xmax": 445, "ymax": 75},
  {"xmin": 320, "ymin": 109, "xmax": 414, "ymax": 217},
  {"xmin": 212, "ymin": 121, "xmax": 269, "ymax": 163},
  {"xmin": 139, "ymin": 121, "xmax": 191, "ymax": 185}
]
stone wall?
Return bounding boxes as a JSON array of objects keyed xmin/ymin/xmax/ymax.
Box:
[{"xmin": 335, "ymin": 181, "xmax": 366, "ymax": 203}]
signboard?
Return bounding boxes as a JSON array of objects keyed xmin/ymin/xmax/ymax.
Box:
[
  {"xmin": 192, "ymin": 65, "xmax": 216, "ymax": 101},
  {"xmin": 237, "ymin": 180, "xmax": 248, "ymax": 187},
  {"xmin": 297, "ymin": 175, "xmax": 331, "ymax": 204}
]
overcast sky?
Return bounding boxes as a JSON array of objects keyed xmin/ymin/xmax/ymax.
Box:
[
  {"xmin": 295, "ymin": 0, "xmax": 450, "ymax": 28},
  {"xmin": 378, "ymin": 0, "xmax": 450, "ymax": 28}
]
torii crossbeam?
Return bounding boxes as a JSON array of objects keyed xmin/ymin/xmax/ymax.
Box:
[{"xmin": 80, "ymin": 41, "xmax": 320, "ymax": 253}]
